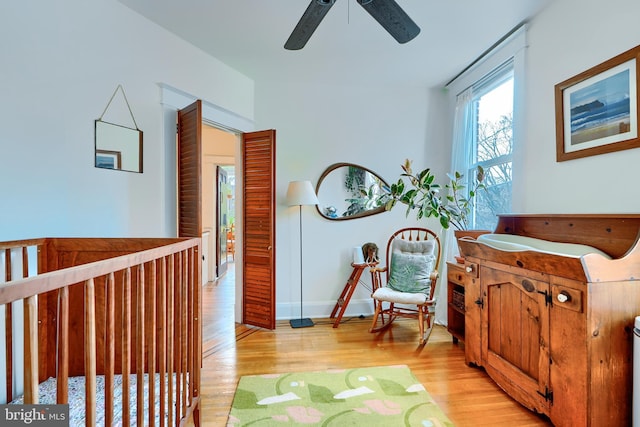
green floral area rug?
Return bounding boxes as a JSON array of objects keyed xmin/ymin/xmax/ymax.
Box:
[{"xmin": 227, "ymin": 364, "xmax": 455, "ymax": 426}]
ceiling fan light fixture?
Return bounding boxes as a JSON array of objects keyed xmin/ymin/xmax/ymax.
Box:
[
  {"xmin": 284, "ymin": 0, "xmax": 337, "ymax": 50},
  {"xmin": 285, "ymin": 0, "xmax": 420, "ymax": 50},
  {"xmin": 356, "ymin": 0, "xmax": 421, "ymax": 44}
]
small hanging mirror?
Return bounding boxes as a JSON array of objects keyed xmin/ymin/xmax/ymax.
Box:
[{"xmin": 95, "ymin": 85, "xmax": 143, "ymax": 173}]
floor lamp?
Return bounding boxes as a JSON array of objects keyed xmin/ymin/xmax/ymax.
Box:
[{"xmin": 286, "ymin": 180, "xmax": 319, "ymax": 328}]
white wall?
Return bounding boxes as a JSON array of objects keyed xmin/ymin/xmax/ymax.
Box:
[
  {"xmin": 3, "ymin": 0, "xmax": 639, "ymax": 326},
  {"xmin": 0, "ymin": 0, "xmax": 254, "ymax": 240},
  {"xmin": 254, "ymin": 0, "xmax": 640, "ymax": 322},
  {"xmin": 254, "ymin": 79, "xmax": 450, "ymax": 321},
  {"xmin": 519, "ymin": 0, "xmax": 640, "ymax": 213}
]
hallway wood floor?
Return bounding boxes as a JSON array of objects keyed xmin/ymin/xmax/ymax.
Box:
[{"xmin": 199, "ymin": 263, "xmax": 553, "ymax": 426}]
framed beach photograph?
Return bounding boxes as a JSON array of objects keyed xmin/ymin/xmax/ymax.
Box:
[
  {"xmin": 555, "ymin": 44, "xmax": 640, "ymax": 161},
  {"xmin": 95, "ymin": 149, "xmax": 122, "ymax": 170}
]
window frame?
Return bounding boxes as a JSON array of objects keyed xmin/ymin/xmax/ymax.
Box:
[
  {"xmin": 468, "ymin": 65, "xmax": 514, "ymax": 229},
  {"xmin": 446, "ymin": 24, "xmax": 527, "ymax": 229}
]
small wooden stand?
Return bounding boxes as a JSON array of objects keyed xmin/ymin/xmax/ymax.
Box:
[{"xmin": 330, "ymin": 263, "xmax": 377, "ymax": 328}]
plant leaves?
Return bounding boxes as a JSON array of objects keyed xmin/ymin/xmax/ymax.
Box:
[{"xmin": 383, "ymin": 159, "xmax": 486, "ymax": 231}]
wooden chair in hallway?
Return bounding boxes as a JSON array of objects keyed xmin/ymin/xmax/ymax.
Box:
[{"xmin": 369, "ymin": 227, "xmax": 441, "ymax": 345}]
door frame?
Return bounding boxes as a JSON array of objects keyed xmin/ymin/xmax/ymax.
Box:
[{"xmin": 161, "ymin": 83, "xmax": 255, "ymax": 325}]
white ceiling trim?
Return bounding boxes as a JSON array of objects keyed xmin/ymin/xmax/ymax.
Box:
[{"xmin": 158, "ymin": 83, "xmax": 255, "ymax": 133}]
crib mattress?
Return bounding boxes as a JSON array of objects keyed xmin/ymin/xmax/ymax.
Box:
[{"xmin": 11, "ymin": 373, "xmax": 181, "ymax": 426}]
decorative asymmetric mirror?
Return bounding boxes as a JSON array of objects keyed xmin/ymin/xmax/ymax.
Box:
[
  {"xmin": 95, "ymin": 85, "xmax": 143, "ymax": 173},
  {"xmin": 315, "ymin": 163, "xmax": 390, "ymax": 220}
]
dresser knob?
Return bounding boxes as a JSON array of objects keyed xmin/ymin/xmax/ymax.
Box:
[{"xmin": 557, "ymin": 292, "xmax": 570, "ymax": 303}]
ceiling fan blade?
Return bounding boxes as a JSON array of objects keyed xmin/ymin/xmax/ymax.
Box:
[
  {"xmin": 285, "ymin": 0, "xmax": 337, "ymax": 50},
  {"xmin": 356, "ymin": 0, "xmax": 420, "ymax": 44}
]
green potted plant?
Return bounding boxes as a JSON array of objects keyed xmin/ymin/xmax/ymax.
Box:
[{"xmin": 383, "ymin": 159, "xmax": 489, "ymax": 260}]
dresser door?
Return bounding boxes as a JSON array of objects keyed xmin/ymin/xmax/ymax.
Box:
[
  {"xmin": 463, "ymin": 263, "xmax": 482, "ymax": 366},
  {"xmin": 480, "ymin": 266, "xmax": 551, "ymax": 415}
]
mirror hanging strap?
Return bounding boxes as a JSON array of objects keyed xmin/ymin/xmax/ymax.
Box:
[{"xmin": 98, "ymin": 84, "xmax": 140, "ymax": 130}]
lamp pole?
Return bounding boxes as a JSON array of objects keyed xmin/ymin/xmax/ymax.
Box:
[
  {"xmin": 290, "ymin": 204, "xmax": 313, "ymax": 328},
  {"xmin": 286, "ymin": 180, "xmax": 318, "ymax": 329}
]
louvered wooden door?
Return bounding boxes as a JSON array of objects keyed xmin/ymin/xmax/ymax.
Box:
[
  {"xmin": 242, "ymin": 130, "xmax": 276, "ymax": 329},
  {"xmin": 177, "ymin": 102, "xmax": 276, "ymax": 329},
  {"xmin": 177, "ymin": 100, "xmax": 202, "ymax": 238}
]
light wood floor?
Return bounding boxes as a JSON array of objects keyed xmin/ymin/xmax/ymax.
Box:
[{"xmin": 199, "ymin": 263, "xmax": 553, "ymax": 426}]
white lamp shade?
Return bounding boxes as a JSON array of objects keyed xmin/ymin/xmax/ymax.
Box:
[{"xmin": 286, "ymin": 180, "xmax": 319, "ymax": 206}]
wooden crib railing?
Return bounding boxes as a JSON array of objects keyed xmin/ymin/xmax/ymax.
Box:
[{"xmin": 0, "ymin": 237, "xmax": 201, "ymax": 426}]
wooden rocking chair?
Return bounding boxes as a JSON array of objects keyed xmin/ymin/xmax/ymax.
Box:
[{"xmin": 369, "ymin": 227, "xmax": 441, "ymax": 345}]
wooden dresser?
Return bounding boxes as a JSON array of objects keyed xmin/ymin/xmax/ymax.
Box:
[{"xmin": 457, "ymin": 214, "xmax": 640, "ymax": 427}]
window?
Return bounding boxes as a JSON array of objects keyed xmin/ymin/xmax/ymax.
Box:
[
  {"xmin": 447, "ymin": 24, "xmax": 525, "ymax": 232},
  {"xmin": 469, "ymin": 63, "xmax": 514, "ymax": 230}
]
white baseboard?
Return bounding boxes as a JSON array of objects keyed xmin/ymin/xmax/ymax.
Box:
[{"xmin": 277, "ymin": 298, "xmax": 375, "ymax": 321}]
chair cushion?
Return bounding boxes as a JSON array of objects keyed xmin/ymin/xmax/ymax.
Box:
[
  {"xmin": 386, "ymin": 239, "xmax": 436, "ymax": 294},
  {"xmin": 372, "ymin": 286, "xmax": 428, "ymax": 304}
]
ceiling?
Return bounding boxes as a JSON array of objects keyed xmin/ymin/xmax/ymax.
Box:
[{"xmin": 118, "ymin": 0, "xmax": 552, "ymax": 88}]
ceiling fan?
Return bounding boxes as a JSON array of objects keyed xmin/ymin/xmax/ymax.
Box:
[{"xmin": 284, "ymin": 0, "xmax": 421, "ymax": 50}]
